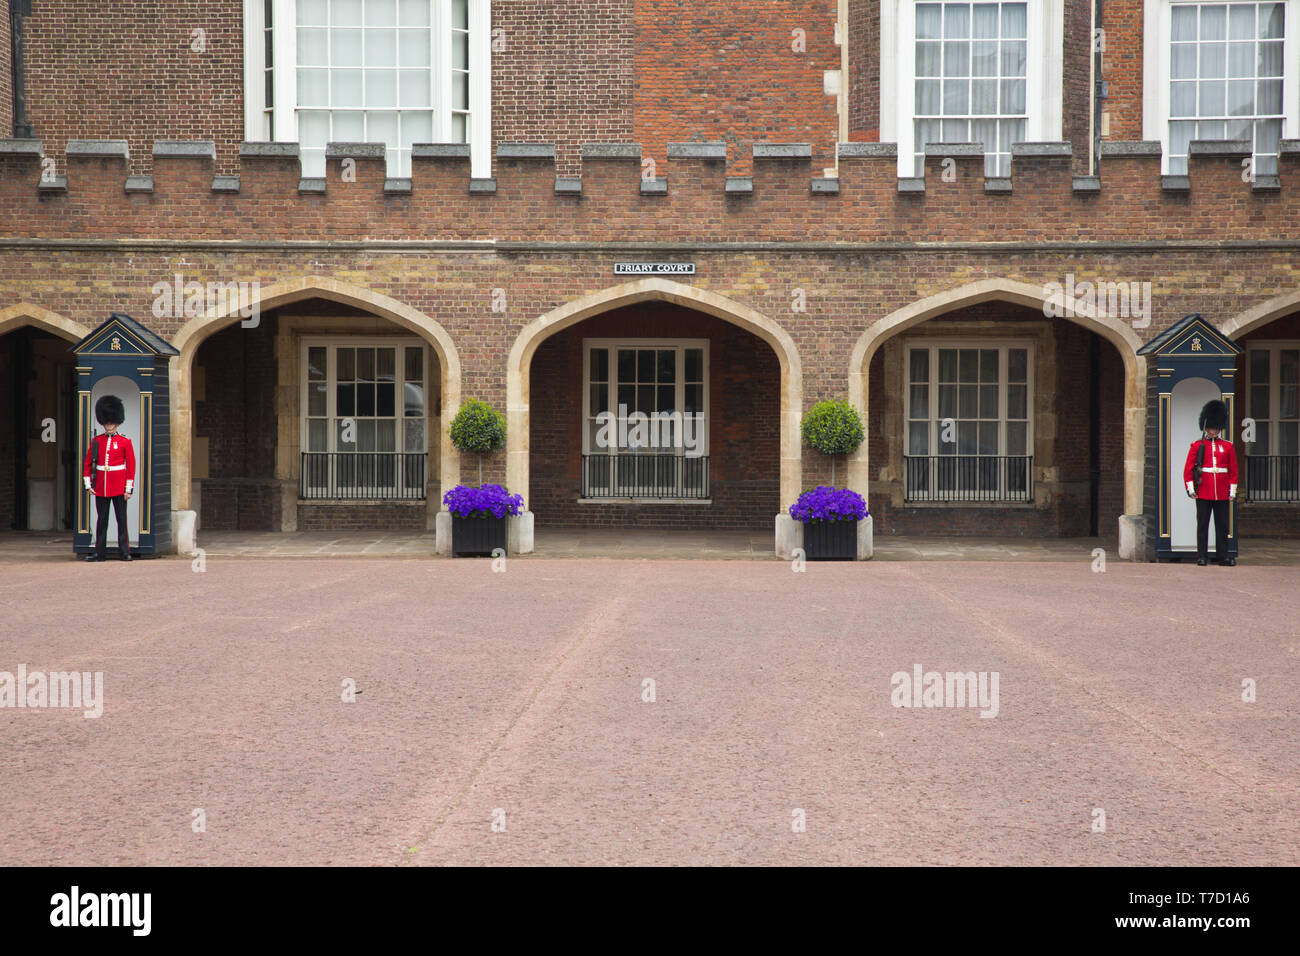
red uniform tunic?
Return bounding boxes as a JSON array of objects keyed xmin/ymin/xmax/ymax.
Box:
[
  {"xmin": 1183, "ymin": 437, "xmax": 1238, "ymax": 500},
  {"xmin": 83, "ymin": 432, "xmax": 136, "ymax": 497}
]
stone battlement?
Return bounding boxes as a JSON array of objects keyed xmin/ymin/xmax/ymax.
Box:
[{"xmin": 1, "ymin": 138, "xmax": 1297, "ymax": 244}]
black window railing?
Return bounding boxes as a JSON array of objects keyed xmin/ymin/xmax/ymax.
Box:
[
  {"xmin": 1244, "ymin": 454, "xmax": 1300, "ymax": 502},
  {"xmin": 904, "ymin": 455, "xmax": 1034, "ymax": 503},
  {"xmin": 300, "ymin": 452, "xmax": 426, "ymax": 500},
  {"xmin": 581, "ymin": 454, "xmax": 709, "ymax": 499}
]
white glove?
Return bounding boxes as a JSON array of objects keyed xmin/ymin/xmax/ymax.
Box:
[
  {"xmin": 1229, "ymin": 484, "xmax": 1237, "ymax": 500},
  {"xmin": 1186, "ymin": 481, "xmax": 1195, "ymax": 498},
  {"xmin": 83, "ymin": 476, "xmax": 92, "ymax": 492},
  {"xmin": 126, "ymin": 480, "xmax": 134, "ymax": 495}
]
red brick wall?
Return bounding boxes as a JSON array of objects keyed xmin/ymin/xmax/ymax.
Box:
[
  {"xmin": 1064, "ymin": 0, "xmax": 1095, "ymax": 174},
  {"xmin": 847, "ymin": 0, "xmax": 878, "ymax": 141},
  {"xmin": 297, "ymin": 502, "xmax": 425, "ymax": 530},
  {"xmin": 1102, "ymin": 0, "xmax": 1144, "ymax": 141},
  {"xmin": 0, "ymin": 1, "xmax": 13, "ymax": 139},
  {"xmin": 633, "ymin": 0, "xmax": 839, "ymax": 176},
  {"xmin": 23, "ymin": 1, "xmax": 244, "ymax": 175},
  {"xmin": 529, "ymin": 302, "xmax": 780, "ymax": 529},
  {"xmin": 492, "ymin": 0, "xmax": 634, "ymax": 176}
]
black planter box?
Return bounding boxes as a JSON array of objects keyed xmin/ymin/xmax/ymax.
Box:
[
  {"xmin": 452, "ymin": 515, "xmax": 508, "ymax": 557},
  {"xmin": 801, "ymin": 519, "xmax": 858, "ymax": 560}
]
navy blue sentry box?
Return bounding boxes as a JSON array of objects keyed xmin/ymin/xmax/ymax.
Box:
[
  {"xmin": 1138, "ymin": 313, "xmax": 1242, "ymax": 562},
  {"xmin": 69, "ymin": 312, "xmax": 179, "ymax": 558}
]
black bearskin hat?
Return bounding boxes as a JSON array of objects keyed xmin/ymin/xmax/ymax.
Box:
[
  {"xmin": 95, "ymin": 394, "xmax": 125, "ymax": 427},
  {"xmin": 1199, "ymin": 399, "xmax": 1228, "ymax": 433}
]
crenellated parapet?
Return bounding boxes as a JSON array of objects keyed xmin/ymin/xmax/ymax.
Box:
[{"xmin": 1, "ymin": 137, "xmax": 1298, "ymax": 244}]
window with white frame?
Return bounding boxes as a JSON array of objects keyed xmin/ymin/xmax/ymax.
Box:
[
  {"xmin": 301, "ymin": 338, "xmax": 429, "ymax": 497},
  {"xmin": 914, "ymin": 2, "xmax": 1028, "ymax": 177},
  {"xmin": 880, "ymin": 0, "xmax": 1063, "ymax": 178},
  {"xmin": 1245, "ymin": 342, "xmax": 1300, "ymax": 498},
  {"xmin": 904, "ymin": 341, "xmax": 1033, "ymax": 499},
  {"xmin": 1146, "ymin": 0, "xmax": 1299, "ymax": 175},
  {"xmin": 581, "ymin": 340, "xmax": 709, "ymax": 498},
  {"xmin": 583, "ymin": 340, "xmax": 708, "ymax": 456},
  {"xmin": 244, "ymin": 0, "xmax": 491, "ymax": 178}
]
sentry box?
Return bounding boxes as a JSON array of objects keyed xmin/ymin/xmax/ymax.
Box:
[
  {"xmin": 1138, "ymin": 313, "xmax": 1242, "ymax": 562},
  {"xmin": 70, "ymin": 312, "xmax": 179, "ymax": 558}
]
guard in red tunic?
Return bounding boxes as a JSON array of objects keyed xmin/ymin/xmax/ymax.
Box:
[
  {"xmin": 82, "ymin": 394, "xmax": 136, "ymax": 562},
  {"xmin": 1183, "ymin": 399, "xmax": 1237, "ymax": 567}
]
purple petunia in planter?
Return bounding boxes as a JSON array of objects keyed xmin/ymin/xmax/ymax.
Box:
[
  {"xmin": 790, "ymin": 486, "xmax": 868, "ymax": 560},
  {"xmin": 443, "ymin": 484, "xmax": 524, "ymax": 557}
]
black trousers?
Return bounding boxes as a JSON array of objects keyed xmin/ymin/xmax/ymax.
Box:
[
  {"xmin": 94, "ymin": 494, "xmax": 130, "ymax": 557},
  {"xmin": 1195, "ymin": 497, "xmax": 1230, "ymax": 561}
]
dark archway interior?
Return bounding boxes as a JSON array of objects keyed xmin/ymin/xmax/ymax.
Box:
[{"xmin": 0, "ymin": 327, "xmax": 77, "ymax": 530}]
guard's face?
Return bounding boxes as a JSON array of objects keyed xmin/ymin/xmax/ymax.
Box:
[
  {"xmin": 104, "ymin": 422, "xmax": 118, "ymax": 434},
  {"xmin": 1205, "ymin": 427, "xmax": 1220, "ymax": 439}
]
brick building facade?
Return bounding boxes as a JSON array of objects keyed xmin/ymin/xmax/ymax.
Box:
[{"xmin": 2, "ymin": 0, "xmax": 1298, "ymax": 558}]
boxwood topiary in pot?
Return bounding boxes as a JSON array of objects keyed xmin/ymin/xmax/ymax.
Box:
[
  {"xmin": 800, "ymin": 399, "xmax": 865, "ymax": 487},
  {"xmin": 449, "ymin": 398, "xmax": 508, "ymax": 486}
]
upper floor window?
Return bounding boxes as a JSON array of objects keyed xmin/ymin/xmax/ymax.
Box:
[
  {"xmin": 881, "ymin": 1, "xmax": 1063, "ymax": 178},
  {"xmin": 244, "ymin": 0, "xmax": 491, "ymax": 179},
  {"xmin": 1145, "ymin": 0, "xmax": 1298, "ymax": 175},
  {"xmin": 914, "ymin": 2, "xmax": 1028, "ymax": 177}
]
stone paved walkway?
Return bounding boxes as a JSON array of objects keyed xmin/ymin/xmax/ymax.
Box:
[{"xmin": 2, "ymin": 556, "xmax": 1296, "ymax": 866}]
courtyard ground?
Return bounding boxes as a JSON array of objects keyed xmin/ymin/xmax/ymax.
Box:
[{"xmin": 1, "ymin": 546, "xmax": 1296, "ymax": 866}]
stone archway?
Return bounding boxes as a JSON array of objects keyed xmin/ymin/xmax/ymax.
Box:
[
  {"xmin": 169, "ymin": 276, "xmax": 461, "ymax": 515},
  {"xmin": 847, "ymin": 277, "xmax": 1147, "ymax": 553},
  {"xmin": 507, "ymin": 278, "xmax": 802, "ymax": 538},
  {"xmin": 1219, "ymin": 289, "xmax": 1300, "ymax": 340},
  {"xmin": 0, "ymin": 303, "xmax": 91, "ymax": 342}
]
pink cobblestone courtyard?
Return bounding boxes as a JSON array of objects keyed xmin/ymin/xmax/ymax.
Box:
[{"xmin": 2, "ymin": 555, "xmax": 1296, "ymax": 866}]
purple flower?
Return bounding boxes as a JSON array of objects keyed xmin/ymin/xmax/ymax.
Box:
[
  {"xmin": 443, "ymin": 483, "xmax": 525, "ymax": 519},
  {"xmin": 789, "ymin": 486, "xmax": 867, "ymax": 523}
]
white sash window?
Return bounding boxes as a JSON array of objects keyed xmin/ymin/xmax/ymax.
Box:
[
  {"xmin": 1146, "ymin": 0, "xmax": 1299, "ymax": 175},
  {"xmin": 244, "ymin": 0, "xmax": 491, "ymax": 178}
]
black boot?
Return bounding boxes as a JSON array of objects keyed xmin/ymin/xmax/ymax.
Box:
[{"xmin": 1196, "ymin": 556, "xmax": 1207, "ymax": 566}]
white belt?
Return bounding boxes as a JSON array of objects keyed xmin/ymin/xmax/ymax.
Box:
[
  {"xmin": 1202, "ymin": 467, "xmax": 1227, "ymax": 473},
  {"xmin": 96, "ymin": 464, "xmax": 126, "ymax": 471}
]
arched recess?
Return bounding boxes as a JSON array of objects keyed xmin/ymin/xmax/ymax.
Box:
[
  {"xmin": 0, "ymin": 303, "xmax": 91, "ymax": 342},
  {"xmin": 169, "ymin": 276, "xmax": 461, "ymax": 512},
  {"xmin": 847, "ymin": 277, "xmax": 1147, "ymax": 517},
  {"xmin": 1219, "ymin": 289, "xmax": 1300, "ymax": 340},
  {"xmin": 507, "ymin": 278, "xmax": 803, "ymax": 512}
]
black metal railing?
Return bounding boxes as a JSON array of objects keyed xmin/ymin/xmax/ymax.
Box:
[
  {"xmin": 581, "ymin": 454, "xmax": 710, "ymax": 499},
  {"xmin": 1244, "ymin": 454, "xmax": 1300, "ymax": 502},
  {"xmin": 904, "ymin": 455, "xmax": 1034, "ymax": 502},
  {"xmin": 300, "ymin": 453, "xmax": 426, "ymax": 500}
]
